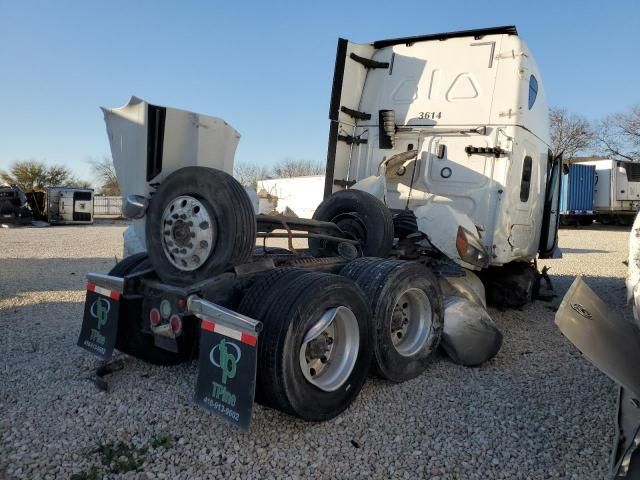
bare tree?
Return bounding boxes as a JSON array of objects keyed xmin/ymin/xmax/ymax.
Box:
[
  {"xmin": 272, "ymin": 158, "xmax": 324, "ymax": 178},
  {"xmin": 234, "ymin": 158, "xmax": 324, "ymax": 189},
  {"xmin": 72, "ymin": 179, "xmax": 94, "ymax": 189},
  {"xmin": 89, "ymin": 157, "xmax": 120, "ymax": 195},
  {"xmin": 549, "ymin": 107, "xmax": 594, "ymax": 159},
  {"xmin": 596, "ymin": 104, "xmax": 640, "ymax": 162},
  {"xmin": 233, "ymin": 161, "xmax": 270, "ymax": 189},
  {"xmin": 0, "ymin": 160, "xmax": 86, "ymax": 191}
]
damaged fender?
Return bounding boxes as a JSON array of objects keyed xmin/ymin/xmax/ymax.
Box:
[
  {"xmin": 441, "ymin": 270, "xmax": 487, "ymax": 310},
  {"xmin": 414, "ymin": 202, "xmax": 487, "ymax": 271},
  {"xmin": 440, "ymin": 295, "xmax": 503, "ymax": 366},
  {"xmin": 439, "ymin": 270, "xmax": 501, "ymax": 367}
]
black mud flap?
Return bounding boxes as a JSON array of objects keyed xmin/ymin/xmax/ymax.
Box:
[
  {"xmin": 77, "ymin": 284, "xmax": 121, "ymax": 360},
  {"xmin": 194, "ymin": 318, "xmax": 259, "ymax": 431}
]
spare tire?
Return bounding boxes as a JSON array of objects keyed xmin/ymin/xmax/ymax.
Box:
[
  {"xmin": 310, "ymin": 189, "xmax": 394, "ymax": 258},
  {"xmin": 145, "ymin": 167, "xmax": 256, "ymax": 286}
]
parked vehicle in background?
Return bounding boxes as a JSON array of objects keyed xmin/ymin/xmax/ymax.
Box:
[
  {"xmin": 575, "ymin": 158, "xmax": 640, "ymax": 226},
  {"xmin": 559, "ymin": 164, "xmax": 596, "ymax": 226},
  {"xmin": 257, "ymin": 175, "xmax": 325, "ymax": 218},
  {"xmin": 46, "ymin": 187, "xmax": 94, "ymax": 224},
  {"xmin": 79, "ymin": 26, "xmax": 559, "ymax": 430},
  {"xmin": 0, "ymin": 185, "xmax": 33, "ymax": 225}
]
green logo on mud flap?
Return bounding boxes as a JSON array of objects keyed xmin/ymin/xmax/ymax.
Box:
[
  {"xmin": 90, "ymin": 298, "xmax": 111, "ymax": 329},
  {"xmin": 209, "ymin": 338, "xmax": 241, "ymax": 385}
]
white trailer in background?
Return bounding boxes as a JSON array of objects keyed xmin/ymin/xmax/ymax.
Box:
[
  {"xmin": 576, "ymin": 158, "xmax": 640, "ymax": 225},
  {"xmin": 257, "ymin": 175, "xmax": 325, "ymax": 218}
]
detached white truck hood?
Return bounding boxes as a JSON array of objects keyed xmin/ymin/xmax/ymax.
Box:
[{"xmin": 102, "ymin": 96, "xmax": 241, "ymax": 251}]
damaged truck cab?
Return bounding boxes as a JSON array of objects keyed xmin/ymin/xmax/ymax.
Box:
[
  {"xmin": 326, "ymin": 26, "xmax": 561, "ymax": 267},
  {"xmin": 80, "ymin": 26, "xmax": 558, "ymax": 430}
]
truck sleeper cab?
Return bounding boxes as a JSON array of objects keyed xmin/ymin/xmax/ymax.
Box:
[{"xmin": 325, "ymin": 25, "xmax": 561, "ymax": 266}]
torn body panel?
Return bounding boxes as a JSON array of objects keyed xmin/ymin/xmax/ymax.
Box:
[
  {"xmin": 555, "ymin": 276, "xmax": 640, "ymax": 400},
  {"xmin": 438, "ymin": 269, "xmax": 501, "ymax": 367},
  {"xmin": 414, "ymin": 202, "xmax": 486, "ymax": 270},
  {"xmin": 556, "ymin": 276, "xmax": 640, "ymax": 477}
]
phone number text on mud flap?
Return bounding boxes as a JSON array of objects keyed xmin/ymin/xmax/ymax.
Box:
[
  {"xmin": 83, "ymin": 339, "xmax": 106, "ymax": 355},
  {"xmin": 203, "ymin": 398, "xmax": 240, "ymax": 421}
]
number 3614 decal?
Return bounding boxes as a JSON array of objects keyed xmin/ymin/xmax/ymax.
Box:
[{"xmin": 418, "ymin": 112, "xmax": 442, "ymax": 119}]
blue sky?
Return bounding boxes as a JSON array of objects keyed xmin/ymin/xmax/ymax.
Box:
[{"xmin": 1, "ymin": 0, "xmax": 638, "ymax": 184}]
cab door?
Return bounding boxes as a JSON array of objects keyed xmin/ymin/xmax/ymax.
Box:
[{"xmin": 539, "ymin": 152, "xmax": 562, "ymax": 258}]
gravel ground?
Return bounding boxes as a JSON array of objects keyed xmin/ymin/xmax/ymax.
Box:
[{"xmin": 0, "ymin": 221, "xmax": 629, "ymax": 479}]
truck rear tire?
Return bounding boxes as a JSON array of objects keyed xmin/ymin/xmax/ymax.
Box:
[
  {"xmin": 559, "ymin": 215, "xmax": 573, "ymax": 227},
  {"xmin": 145, "ymin": 167, "xmax": 256, "ymax": 286},
  {"xmin": 340, "ymin": 258, "xmax": 444, "ymax": 382},
  {"xmin": 237, "ymin": 269, "xmax": 373, "ymax": 421},
  {"xmin": 618, "ymin": 215, "xmax": 633, "ymax": 227},
  {"xmin": 310, "ymin": 189, "xmax": 394, "ymax": 258},
  {"xmin": 109, "ymin": 254, "xmax": 196, "ymax": 366},
  {"xmin": 597, "ymin": 215, "xmax": 612, "ymax": 225},
  {"xmin": 578, "ymin": 216, "xmax": 594, "ymax": 226}
]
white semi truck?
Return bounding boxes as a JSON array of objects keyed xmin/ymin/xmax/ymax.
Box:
[{"xmin": 78, "ymin": 26, "xmax": 561, "ymax": 429}]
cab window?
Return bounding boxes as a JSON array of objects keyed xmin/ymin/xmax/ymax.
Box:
[
  {"xmin": 528, "ymin": 75, "xmax": 538, "ymax": 110},
  {"xmin": 520, "ymin": 156, "xmax": 533, "ymax": 202}
]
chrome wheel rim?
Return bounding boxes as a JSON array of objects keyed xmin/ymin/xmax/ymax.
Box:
[
  {"xmin": 299, "ymin": 306, "xmax": 359, "ymax": 392},
  {"xmin": 390, "ymin": 288, "xmax": 432, "ymax": 357},
  {"xmin": 160, "ymin": 195, "xmax": 215, "ymax": 271}
]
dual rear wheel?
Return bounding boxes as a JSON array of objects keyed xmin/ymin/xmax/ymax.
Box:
[
  {"xmin": 340, "ymin": 258, "xmax": 444, "ymax": 383},
  {"xmin": 236, "ymin": 259, "xmax": 443, "ymax": 420},
  {"xmin": 111, "ymin": 255, "xmax": 443, "ymax": 420}
]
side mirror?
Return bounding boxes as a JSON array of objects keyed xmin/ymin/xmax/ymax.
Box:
[{"xmin": 122, "ymin": 194, "xmax": 148, "ymax": 219}]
